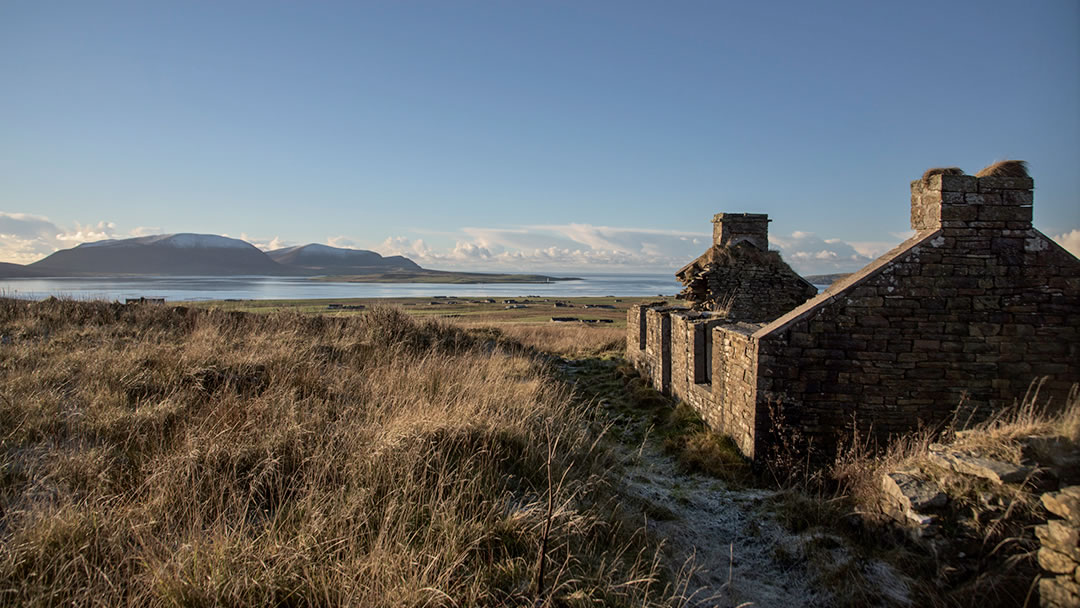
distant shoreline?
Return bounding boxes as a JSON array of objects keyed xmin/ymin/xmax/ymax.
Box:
[
  {"xmin": 0, "ymin": 273, "xmax": 680, "ymax": 301},
  {"xmin": 311, "ymin": 270, "xmax": 580, "ymax": 284},
  {"xmin": 0, "ymin": 271, "xmax": 580, "ymax": 284}
]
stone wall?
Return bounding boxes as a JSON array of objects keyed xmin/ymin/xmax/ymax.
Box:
[
  {"xmin": 1038, "ymin": 487, "xmax": 1080, "ymax": 607},
  {"xmin": 677, "ymin": 212, "xmax": 817, "ymax": 319},
  {"xmin": 709, "ymin": 325, "xmax": 761, "ymax": 458},
  {"xmin": 752, "ymin": 173, "xmax": 1080, "ymax": 456},
  {"xmin": 678, "ymin": 246, "xmax": 818, "ymax": 321},
  {"xmin": 626, "ymin": 304, "xmax": 649, "ymax": 369},
  {"xmin": 669, "ymin": 312, "xmax": 730, "ymax": 418},
  {"xmin": 644, "ymin": 307, "xmax": 686, "ymax": 395}
]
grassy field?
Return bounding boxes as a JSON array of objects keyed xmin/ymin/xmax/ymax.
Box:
[
  {"xmin": 311, "ymin": 271, "xmax": 580, "ymax": 284},
  {"xmin": 5, "ymin": 295, "xmax": 1069, "ymax": 606},
  {"xmin": 0, "ymin": 297, "xmax": 677, "ymax": 606},
  {"xmin": 188, "ymin": 295, "xmax": 661, "ymax": 328}
]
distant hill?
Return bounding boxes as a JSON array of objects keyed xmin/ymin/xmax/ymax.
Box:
[
  {"xmin": 0, "ymin": 262, "xmax": 47, "ymax": 278},
  {"xmin": 804, "ymin": 273, "xmax": 852, "ymax": 286},
  {"xmin": 27, "ymin": 234, "xmax": 286, "ymax": 276},
  {"xmin": 4, "ymin": 235, "xmax": 564, "ymax": 283},
  {"xmin": 267, "ymin": 244, "xmax": 421, "ymax": 274}
]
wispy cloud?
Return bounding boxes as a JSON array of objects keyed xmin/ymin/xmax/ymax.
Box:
[
  {"xmin": 768, "ymin": 231, "xmax": 878, "ymax": 274},
  {"xmin": 375, "ymin": 224, "xmax": 709, "ymax": 271},
  {"xmin": 9, "ymin": 211, "xmax": 1074, "ymax": 276},
  {"xmin": 373, "ymin": 223, "xmax": 886, "ymax": 274},
  {"xmin": 0, "ymin": 213, "xmax": 128, "ymax": 264}
]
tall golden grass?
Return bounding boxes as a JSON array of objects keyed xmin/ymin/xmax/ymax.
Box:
[
  {"xmin": 453, "ymin": 322, "xmax": 625, "ymax": 359},
  {"xmin": 0, "ymin": 298, "xmax": 671, "ymax": 606}
]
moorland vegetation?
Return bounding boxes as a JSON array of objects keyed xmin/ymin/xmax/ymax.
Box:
[
  {"xmin": 0, "ymin": 298, "xmax": 666, "ymax": 606},
  {"xmin": 2, "ymin": 296, "xmax": 1076, "ymax": 607}
]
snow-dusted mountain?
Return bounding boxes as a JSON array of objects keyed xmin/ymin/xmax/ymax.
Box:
[
  {"xmin": 267, "ymin": 243, "xmax": 420, "ymax": 273},
  {"xmin": 28, "ymin": 233, "xmax": 286, "ymax": 276},
  {"xmin": 11, "ymin": 234, "xmax": 423, "ymax": 277},
  {"xmin": 78, "ymin": 234, "xmax": 255, "ymax": 250}
]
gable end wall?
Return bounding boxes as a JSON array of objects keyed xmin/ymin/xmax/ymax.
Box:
[{"xmin": 754, "ymin": 228, "xmax": 1080, "ymax": 455}]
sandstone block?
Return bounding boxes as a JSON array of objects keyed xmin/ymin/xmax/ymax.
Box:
[
  {"xmin": 1036, "ymin": 521, "xmax": 1080, "ymax": 561},
  {"xmin": 1040, "ymin": 575, "xmax": 1079, "ymax": 608},
  {"xmin": 1003, "ymin": 189, "xmax": 1034, "ymax": 205},
  {"xmin": 1039, "ymin": 546, "xmax": 1078, "ymax": 574},
  {"xmin": 1044, "ymin": 488, "xmax": 1080, "ymax": 525},
  {"xmin": 979, "ymin": 205, "xmax": 1033, "ymax": 223},
  {"xmin": 977, "ymin": 176, "xmax": 1034, "ymax": 191}
]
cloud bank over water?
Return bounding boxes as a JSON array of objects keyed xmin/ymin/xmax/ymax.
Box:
[
  {"xmin": 372, "ymin": 225, "xmax": 899, "ymax": 275},
  {"xmin": 5, "ymin": 211, "xmax": 1078, "ymax": 276}
]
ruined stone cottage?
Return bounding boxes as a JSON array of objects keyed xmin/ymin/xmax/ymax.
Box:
[
  {"xmin": 627, "ymin": 212, "xmax": 815, "ymax": 404},
  {"xmin": 629, "ymin": 162, "xmax": 1080, "ymax": 460}
]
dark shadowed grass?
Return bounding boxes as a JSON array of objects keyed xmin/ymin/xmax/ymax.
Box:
[{"xmin": 0, "ymin": 297, "xmax": 678, "ymax": 607}]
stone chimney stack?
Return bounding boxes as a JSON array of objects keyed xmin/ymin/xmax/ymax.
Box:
[
  {"xmin": 712, "ymin": 213, "xmax": 770, "ymax": 250},
  {"xmin": 910, "ymin": 172, "xmax": 1034, "ymax": 233}
]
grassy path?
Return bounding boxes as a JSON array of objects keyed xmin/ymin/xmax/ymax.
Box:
[{"xmin": 558, "ymin": 356, "xmax": 911, "ymax": 608}]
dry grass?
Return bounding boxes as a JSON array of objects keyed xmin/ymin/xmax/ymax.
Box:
[
  {"xmin": 822, "ymin": 384, "xmax": 1080, "ymax": 607},
  {"xmin": 921, "ymin": 167, "xmax": 966, "ymax": 181},
  {"xmin": 453, "ymin": 321, "xmax": 625, "ymax": 359},
  {"xmin": 0, "ymin": 298, "xmax": 675, "ymax": 607},
  {"xmin": 974, "ymin": 160, "xmax": 1029, "ymax": 178},
  {"xmin": 833, "ymin": 383, "xmax": 1079, "ymax": 509}
]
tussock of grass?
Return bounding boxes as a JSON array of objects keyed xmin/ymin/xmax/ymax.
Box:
[
  {"xmin": 672, "ymin": 432, "xmax": 752, "ymax": 485},
  {"xmin": 974, "ymin": 159, "xmax": 1029, "ymax": 178},
  {"xmin": 0, "ymin": 298, "xmax": 675, "ymax": 606},
  {"xmin": 921, "ymin": 167, "xmax": 966, "ymax": 181}
]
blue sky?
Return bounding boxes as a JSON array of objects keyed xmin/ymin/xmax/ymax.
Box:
[{"xmin": 2, "ymin": 0, "xmax": 1078, "ymax": 274}]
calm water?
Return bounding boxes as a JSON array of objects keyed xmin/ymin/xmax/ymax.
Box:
[{"xmin": 0, "ymin": 273, "xmax": 686, "ymax": 302}]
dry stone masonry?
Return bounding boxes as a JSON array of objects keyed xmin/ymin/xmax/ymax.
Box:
[
  {"xmin": 1038, "ymin": 486, "xmax": 1080, "ymax": 607},
  {"xmin": 629, "ymin": 162, "xmax": 1080, "ymax": 460},
  {"xmin": 676, "ymin": 213, "xmax": 817, "ymax": 321}
]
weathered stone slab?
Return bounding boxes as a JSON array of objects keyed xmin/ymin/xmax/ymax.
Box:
[
  {"xmin": 927, "ymin": 448, "xmax": 1033, "ymax": 484},
  {"xmin": 882, "ymin": 471, "xmax": 947, "ymax": 512}
]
